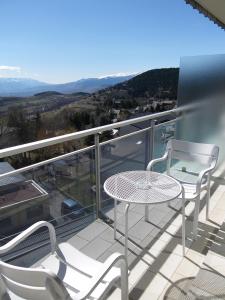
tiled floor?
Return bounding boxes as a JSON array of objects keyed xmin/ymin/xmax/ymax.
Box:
[{"xmin": 64, "ymin": 162, "xmax": 225, "ymax": 299}]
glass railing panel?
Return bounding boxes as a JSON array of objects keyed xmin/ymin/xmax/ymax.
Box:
[
  {"xmin": 177, "ymin": 54, "xmax": 225, "ymax": 165},
  {"xmin": 0, "ymin": 149, "xmax": 96, "ymax": 260},
  {"xmin": 100, "ymin": 129, "xmax": 151, "ymax": 211},
  {"xmin": 152, "ymin": 120, "xmax": 176, "ymax": 172}
]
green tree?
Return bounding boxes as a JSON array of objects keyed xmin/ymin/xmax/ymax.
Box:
[
  {"xmin": 70, "ymin": 111, "xmax": 91, "ymax": 130},
  {"xmin": 8, "ymin": 106, "xmax": 33, "ymax": 143}
]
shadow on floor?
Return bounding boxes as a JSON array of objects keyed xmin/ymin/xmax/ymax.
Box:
[{"xmin": 164, "ymin": 268, "xmax": 225, "ymax": 299}]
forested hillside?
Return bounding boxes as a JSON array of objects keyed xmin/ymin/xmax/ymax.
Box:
[{"xmin": 0, "ymin": 67, "xmax": 179, "ymax": 165}]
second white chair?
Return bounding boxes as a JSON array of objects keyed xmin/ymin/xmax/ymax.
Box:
[{"xmin": 146, "ymin": 139, "xmax": 219, "ymax": 239}]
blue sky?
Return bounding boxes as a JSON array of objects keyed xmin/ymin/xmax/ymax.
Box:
[{"xmin": 0, "ymin": 0, "xmax": 225, "ymax": 83}]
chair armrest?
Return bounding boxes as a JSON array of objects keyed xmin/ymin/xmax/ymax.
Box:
[
  {"xmin": 196, "ymin": 166, "xmax": 213, "ymax": 194},
  {"xmin": 77, "ymin": 252, "xmax": 127, "ymax": 300},
  {"xmin": 146, "ymin": 151, "xmax": 169, "ymax": 171},
  {"xmin": 0, "ymin": 221, "xmax": 56, "ymax": 255}
]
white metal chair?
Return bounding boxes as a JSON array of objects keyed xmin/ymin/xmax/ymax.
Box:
[
  {"xmin": 146, "ymin": 139, "xmax": 219, "ymax": 239},
  {"xmin": 0, "ymin": 221, "xmax": 128, "ymax": 300}
]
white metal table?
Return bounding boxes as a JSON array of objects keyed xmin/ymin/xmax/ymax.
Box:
[{"xmin": 104, "ymin": 170, "xmax": 185, "ymax": 260}]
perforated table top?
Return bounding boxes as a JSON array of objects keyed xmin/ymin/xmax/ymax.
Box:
[{"xmin": 104, "ymin": 171, "xmax": 182, "ymax": 205}]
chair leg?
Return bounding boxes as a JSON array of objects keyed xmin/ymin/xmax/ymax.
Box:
[
  {"xmin": 193, "ymin": 196, "xmax": 200, "ymax": 240},
  {"xmin": 2, "ymin": 294, "xmax": 10, "ymax": 300},
  {"xmin": 206, "ymin": 187, "xmax": 210, "ymax": 221}
]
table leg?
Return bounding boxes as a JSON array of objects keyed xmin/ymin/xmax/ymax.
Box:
[
  {"xmin": 114, "ymin": 198, "xmax": 117, "ymax": 240},
  {"xmin": 181, "ymin": 187, "xmax": 186, "ymax": 256},
  {"xmin": 124, "ymin": 203, "xmax": 130, "ymax": 261}
]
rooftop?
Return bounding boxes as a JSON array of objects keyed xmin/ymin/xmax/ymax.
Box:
[
  {"xmin": 0, "ymin": 180, "xmax": 48, "ymax": 209},
  {"xmin": 0, "ymin": 162, "xmax": 25, "ymax": 188}
]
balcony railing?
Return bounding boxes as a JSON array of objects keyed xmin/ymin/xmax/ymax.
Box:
[{"xmin": 0, "ymin": 102, "xmax": 216, "ymax": 261}]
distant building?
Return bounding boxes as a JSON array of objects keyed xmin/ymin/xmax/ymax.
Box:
[
  {"xmin": 135, "ymin": 106, "xmax": 141, "ymax": 113},
  {"xmin": 152, "ymin": 101, "xmax": 158, "ymax": 110},
  {"xmin": 112, "ymin": 109, "xmax": 121, "ymax": 118},
  {"xmin": 143, "ymin": 104, "xmax": 151, "ymax": 112},
  {"xmin": 114, "ymin": 100, "xmax": 121, "ymax": 105},
  {"xmin": 161, "ymin": 100, "xmax": 175, "ymax": 110}
]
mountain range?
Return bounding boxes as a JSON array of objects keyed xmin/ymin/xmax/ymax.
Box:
[{"xmin": 0, "ymin": 75, "xmax": 134, "ymax": 97}]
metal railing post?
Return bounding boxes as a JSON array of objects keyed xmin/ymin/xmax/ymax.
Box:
[
  {"xmin": 149, "ymin": 120, "xmax": 156, "ymax": 162},
  {"xmin": 144, "ymin": 122, "xmax": 151, "ymax": 169},
  {"xmin": 94, "ymin": 133, "xmax": 101, "ymax": 218}
]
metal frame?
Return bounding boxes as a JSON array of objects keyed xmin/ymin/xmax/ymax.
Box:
[{"xmin": 95, "ymin": 133, "xmax": 101, "ymax": 218}]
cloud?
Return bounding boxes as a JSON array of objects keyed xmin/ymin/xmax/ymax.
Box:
[
  {"xmin": 0, "ymin": 66, "xmax": 22, "ymax": 78},
  {"xmin": 0, "ymin": 66, "xmax": 21, "ymax": 72}
]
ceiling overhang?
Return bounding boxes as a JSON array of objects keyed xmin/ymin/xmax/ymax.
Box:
[{"xmin": 185, "ymin": 0, "xmax": 225, "ymax": 30}]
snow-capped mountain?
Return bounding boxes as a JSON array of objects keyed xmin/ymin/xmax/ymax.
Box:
[
  {"xmin": 0, "ymin": 78, "xmax": 49, "ymax": 95},
  {"xmin": 0, "ymin": 75, "xmax": 134, "ymax": 97}
]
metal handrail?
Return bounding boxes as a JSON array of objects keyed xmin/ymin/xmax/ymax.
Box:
[
  {"xmin": 0, "ymin": 104, "xmax": 194, "ymax": 159},
  {"xmin": 0, "ymin": 145, "xmax": 95, "ymax": 180},
  {"xmin": 0, "ymin": 103, "xmax": 198, "ymax": 224},
  {"xmin": 0, "ymin": 101, "xmax": 206, "ymax": 261},
  {"xmin": 0, "ymin": 117, "xmax": 178, "ymax": 181}
]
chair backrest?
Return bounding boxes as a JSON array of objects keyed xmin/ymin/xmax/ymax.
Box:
[
  {"xmin": 166, "ymin": 139, "xmax": 219, "ymax": 169},
  {"xmin": 0, "ymin": 260, "xmax": 70, "ymax": 300}
]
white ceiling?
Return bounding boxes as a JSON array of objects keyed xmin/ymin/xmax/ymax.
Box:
[{"xmin": 194, "ymin": 0, "xmax": 225, "ymax": 27}]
